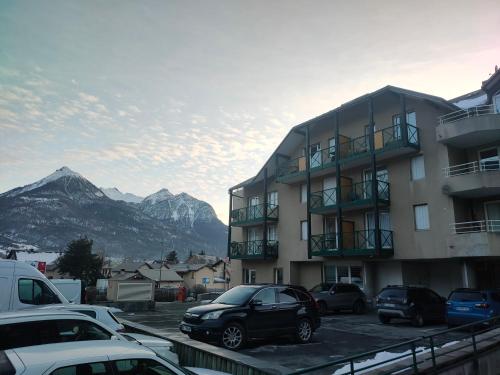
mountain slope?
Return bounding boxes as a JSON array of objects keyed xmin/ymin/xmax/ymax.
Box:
[
  {"xmin": 0, "ymin": 167, "xmax": 226, "ymax": 258},
  {"xmin": 101, "ymin": 187, "xmax": 143, "ymax": 203}
]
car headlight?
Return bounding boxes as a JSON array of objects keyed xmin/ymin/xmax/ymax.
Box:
[{"xmin": 201, "ymin": 310, "xmax": 224, "ymax": 320}]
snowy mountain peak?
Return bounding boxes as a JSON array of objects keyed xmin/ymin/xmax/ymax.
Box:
[
  {"xmin": 143, "ymin": 188, "xmax": 174, "ymax": 204},
  {"xmin": 101, "ymin": 187, "xmax": 143, "ymax": 203}
]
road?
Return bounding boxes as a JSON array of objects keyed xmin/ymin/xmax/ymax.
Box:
[{"xmin": 116, "ymin": 301, "xmax": 463, "ymax": 372}]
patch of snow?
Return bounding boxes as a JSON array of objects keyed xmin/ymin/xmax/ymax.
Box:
[
  {"xmin": 2, "ymin": 167, "xmax": 83, "ymax": 198},
  {"xmin": 14, "ymin": 250, "xmax": 61, "ymax": 265},
  {"xmin": 143, "ymin": 188, "xmax": 174, "ymax": 204},
  {"xmin": 101, "ymin": 187, "xmax": 143, "ymax": 203},
  {"xmin": 452, "ymin": 93, "xmax": 487, "ymax": 109}
]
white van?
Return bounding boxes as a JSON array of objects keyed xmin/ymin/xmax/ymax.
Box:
[
  {"xmin": 50, "ymin": 278, "xmax": 82, "ymax": 303},
  {"xmin": 0, "ymin": 260, "xmax": 69, "ymax": 312}
]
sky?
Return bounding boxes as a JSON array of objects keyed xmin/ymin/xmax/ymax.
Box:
[{"xmin": 1, "ymin": 0, "xmax": 499, "ymax": 223}]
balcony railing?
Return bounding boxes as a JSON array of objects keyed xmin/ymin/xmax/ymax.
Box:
[
  {"xmin": 230, "ymin": 240, "xmax": 278, "ymax": 259},
  {"xmin": 310, "ymin": 188, "xmax": 337, "ymax": 211},
  {"xmin": 230, "ymin": 204, "xmax": 278, "ymax": 226},
  {"xmin": 451, "ymin": 220, "xmax": 500, "ymax": 234},
  {"xmin": 310, "ymin": 146, "xmax": 336, "ymax": 170},
  {"xmin": 311, "ymin": 230, "xmax": 393, "ymax": 257},
  {"xmin": 438, "ymin": 104, "xmax": 497, "ymax": 125},
  {"xmin": 338, "ymin": 124, "xmax": 419, "ymax": 163},
  {"xmin": 443, "ymin": 160, "xmax": 500, "ymax": 177},
  {"xmin": 276, "ymin": 156, "xmax": 306, "ymax": 179}
]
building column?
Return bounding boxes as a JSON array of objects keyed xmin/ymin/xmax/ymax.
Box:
[
  {"xmin": 335, "ymin": 110, "xmax": 343, "ymax": 251},
  {"xmin": 305, "ymin": 125, "xmax": 312, "ymax": 259},
  {"xmin": 368, "ymin": 96, "xmax": 381, "ymax": 254},
  {"xmin": 227, "ymin": 189, "xmax": 233, "ymax": 258},
  {"xmin": 263, "ymin": 167, "xmax": 268, "ymax": 258},
  {"xmin": 400, "ymin": 94, "xmax": 408, "ymax": 145}
]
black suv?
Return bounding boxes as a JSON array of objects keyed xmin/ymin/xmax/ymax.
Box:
[
  {"xmin": 179, "ymin": 284, "xmax": 321, "ymax": 350},
  {"xmin": 376, "ymin": 285, "xmax": 446, "ymax": 327}
]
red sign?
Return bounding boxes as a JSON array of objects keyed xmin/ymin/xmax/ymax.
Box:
[{"xmin": 37, "ymin": 262, "xmax": 46, "ymax": 274}]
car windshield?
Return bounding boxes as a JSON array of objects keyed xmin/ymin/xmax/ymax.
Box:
[
  {"xmin": 310, "ymin": 283, "xmax": 333, "ymax": 293},
  {"xmin": 449, "ymin": 291, "xmax": 486, "ymax": 302},
  {"xmin": 211, "ymin": 286, "xmax": 260, "ymax": 305}
]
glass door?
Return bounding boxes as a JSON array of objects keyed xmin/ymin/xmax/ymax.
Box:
[
  {"xmin": 310, "ymin": 143, "xmax": 321, "ymax": 168},
  {"xmin": 324, "ymin": 216, "xmax": 338, "ymax": 249},
  {"xmin": 485, "ymin": 202, "xmax": 500, "ymax": 232},
  {"xmin": 323, "ymin": 177, "xmax": 337, "ymax": 207},
  {"xmin": 363, "ymin": 168, "xmax": 389, "ymax": 199},
  {"xmin": 267, "ymin": 191, "xmax": 278, "ymax": 217},
  {"xmin": 247, "ymin": 227, "xmax": 259, "ymax": 254},
  {"xmin": 365, "ymin": 211, "xmax": 391, "ymax": 248},
  {"xmin": 248, "ymin": 196, "xmax": 260, "ymax": 220}
]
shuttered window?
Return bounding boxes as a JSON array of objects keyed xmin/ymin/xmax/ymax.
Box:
[
  {"xmin": 300, "ymin": 220, "xmax": 308, "ymax": 240},
  {"xmin": 300, "ymin": 184, "xmax": 307, "ymax": 203},
  {"xmin": 414, "ymin": 204, "xmax": 430, "ymax": 230},
  {"xmin": 411, "ymin": 155, "xmax": 425, "ymax": 180}
]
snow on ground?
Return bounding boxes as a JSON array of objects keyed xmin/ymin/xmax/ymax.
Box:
[{"xmin": 332, "ymin": 341, "xmax": 459, "ymax": 374}]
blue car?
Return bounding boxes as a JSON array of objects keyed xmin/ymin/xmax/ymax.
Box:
[{"xmin": 446, "ymin": 288, "xmax": 500, "ymax": 327}]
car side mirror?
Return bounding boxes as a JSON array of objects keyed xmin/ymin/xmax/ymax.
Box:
[
  {"xmin": 330, "ymin": 290, "xmax": 335, "ymax": 295},
  {"xmin": 250, "ymin": 299, "xmax": 263, "ymax": 307}
]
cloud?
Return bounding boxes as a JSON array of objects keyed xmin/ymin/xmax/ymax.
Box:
[{"xmin": 78, "ymin": 92, "xmax": 99, "ymax": 103}]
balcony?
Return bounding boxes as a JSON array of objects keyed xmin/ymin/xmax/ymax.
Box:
[
  {"xmin": 229, "ymin": 240, "xmax": 278, "ymax": 260},
  {"xmin": 447, "ymin": 220, "xmax": 500, "ymax": 257},
  {"xmin": 436, "ymin": 105, "xmax": 500, "ymax": 148},
  {"xmin": 276, "ymin": 124, "xmax": 419, "ymax": 183},
  {"xmin": 338, "ymin": 124, "xmax": 419, "ymax": 167},
  {"xmin": 442, "ymin": 161, "xmax": 500, "ymax": 198},
  {"xmin": 310, "ymin": 230, "xmax": 394, "ymax": 257},
  {"xmin": 309, "ymin": 180, "xmax": 390, "ymax": 214},
  {"xmin": 230, "ymin": 204, "xmax": 279, "ymax": 227}
]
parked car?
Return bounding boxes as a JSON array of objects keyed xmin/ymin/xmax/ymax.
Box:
[
  {"xmin": 446, "ymin": 288, "xmax": 500, "ymax": 327},
  {"xmin": 309, "ymin": 283, "xmax": 367, "ymax": 314},
  {"xmin": 38, "ymin": 304, "xmax": 125, "ymax": 332},
  {"xmin": 0, "ymin": 340, "xmax": 230, "ymax": 375},
  {"xmin": 376, "ymin": 285, "xmax": 446, "ymax": 327},
  {"xmin": 0, "ymin": 310, "xmax": 178, "ymax": 364},
  {"xmin": 179, "ymin": 284, "xmax": 320, "ymax": 350}
]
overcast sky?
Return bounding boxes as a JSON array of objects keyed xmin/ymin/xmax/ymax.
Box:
[{"xmin": 1, "ymin": 0, "xmax": 499, "ymax": 223}]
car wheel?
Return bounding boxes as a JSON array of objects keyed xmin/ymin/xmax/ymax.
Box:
[
  {"xmin": 353, "ymin": 300, "xmax": 366, "ymax": 314},
  {"xmin": 318, "ymin": 301, "xmax": 328, "ymax": 315},
  {"xmin": 412, "ymin": 313, "xmax": 424, "ymax": 327},
  {"xmin": 379, "ymin": 314, "xmax": 391, "ymax": 324},
  {"xmin": 221, "ymin": 322, "xmax": 245, "ymax": 350},
  {"xmin": 295, "ymin": 318, "xmax": 313, "ymax": 344}
]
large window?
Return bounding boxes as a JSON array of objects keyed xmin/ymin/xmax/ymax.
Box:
[
  {"xmin": 324, "ymin": 265, "xmax": 364, "ymax": 289},
  {"xmin": 243, "ymin": 269, "xmax": 256, "ymax": 284},
  {"xmin": 300, "ymin": 184, "xmax": 307, "ymax": 203},
  {"xmin": 273, "ymin": 268, "xmax": 283, "ymax": 284},
  {"xmin": 414, "ymin": 204, "xmax": 430, "ymax": 230},
  {"xmin": 18, "ymin": 278, "xmax": 61, "ymax": 305},
  {"xmin": 411, "ymin": 155, "xmax": 425, "ymax": 180},
  {"xmin": 300, "ymin": 220, "xmax": 308, "ymax": 240}
]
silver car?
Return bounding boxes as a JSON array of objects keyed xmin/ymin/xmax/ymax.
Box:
[{"xmin": 309, "ymin": 283, "xmax": 367, "ymax": 314}]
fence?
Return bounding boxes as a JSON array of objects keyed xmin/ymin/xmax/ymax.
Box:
[
  {"xmin": 443, "ymin": 160, "xmax": 500, "ymax": 177},
  {"xmin": 438, "ymin": 104, "xmax": 496, "ymax": 125},
  {"xmin": 451, "ymin": 220, "xmax": 500, "ymax": 234}
]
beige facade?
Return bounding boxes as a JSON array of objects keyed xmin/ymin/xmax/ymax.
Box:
[
  {"xmin": 180, "ymin": 261, "xmax": 229, "ymax": 291},
  {"xmin": 228, "ymin": 75, "xmax": 500, "ymax": 298}
]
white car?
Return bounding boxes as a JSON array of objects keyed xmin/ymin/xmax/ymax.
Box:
[
  {"xmin": 38, "ymin": 304, "xmax": 126, "ymax": 332},
  {"xmin": 1, "ymin": 340, "xmax": 229, "ymax": 375},
  {"xmin": 0, "ymin": 310, "xmax": 178, "ymax": 364}
]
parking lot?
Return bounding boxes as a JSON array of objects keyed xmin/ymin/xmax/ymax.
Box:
[{"xmin": 116, "ymin": 302, "xmax": 463, "ymax": 371}]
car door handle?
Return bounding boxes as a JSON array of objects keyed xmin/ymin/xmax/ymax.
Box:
[{"xmin": 271, "ymin": 305, "xmax": 277, "ymax": 309}]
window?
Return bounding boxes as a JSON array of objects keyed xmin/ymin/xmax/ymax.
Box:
[
  {"xmin": 72, "ymin": 310, "xmax": 97, "ymax": 319},
  {"xmin": 300, "ymin": 220, "xmax": 308, "ymax": 240},
  {"xmin": 243, "ymin": 269, "xmax": 256, "ymax": 284},
  {"xmin": 18, "ymin": 278, "xmax": 61, "ymax": 305},
  {"xmin": 300, "ymin": 184, "xmax": 307, "ymax": 203},
  {"xmin": 278, "ymin": 288, "xmax": 298, "ymax": 303},
  {"xmin": 411, "ymin": 155, "xmax": 425, "ymax": 180},
  {"xmin": 479, "ymin": 148, "xmax": 499, "ymax": 171},
  {"xmin": 114, "ymin": 359, "xmax": 176, "ymax": 375},
  {"xmin": 323, "ymin": 265, "xmax": 364, "ymax": 288},
  {"xmin": 267, "ymin": 191, "xmax": 278, "ymax": 206},
  {"xmin": 273, "ymin": 268, "xmax": 283, "ymax": 284},
  {"xmin": 51, "ymin": 362, "xmax": 108, "ymax": 375},
  {"xmin": 414, "ymin": 204, "xmax": 430, "ymax": 230},
  {"xmin": 253, "ymin": 288, "xmax": 277, "ymax": 304},
  {"xmin": 328, "ymin": 137, "xmax": 336, "ymax": 160},
  {"xmin": 54, "ymin": 319, "xmax": 112, "ymax": 341}
]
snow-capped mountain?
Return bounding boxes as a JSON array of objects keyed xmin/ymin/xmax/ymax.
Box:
[
  {"xmin": 101, "ymin": 187, "xmax": 143, "ymax": 203},
  {"xmin": 0, "ymin": 167, "xmax": 226, "ymax": 258}
]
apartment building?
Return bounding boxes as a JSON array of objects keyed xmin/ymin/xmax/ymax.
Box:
[{"xmin": 227, "ymin": 70, "xmax": 500, "ymax": 297}]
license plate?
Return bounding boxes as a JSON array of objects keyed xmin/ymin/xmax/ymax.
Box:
[
  {"xmin": 384, "ymin": 303, "xmax": 396, "ymax": 308},
  {"xmin": 456, "ymin": 307, "xmax": 470, "ymax": 312},
  {"xmin": 181, "ymin": 324, "xmax": 192, "ymax": 332}
]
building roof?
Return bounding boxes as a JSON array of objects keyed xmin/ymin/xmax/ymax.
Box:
[
  {"xmin": 230, "ymin": 85, "xmax": 458, "ymax": 191},
  {"xmin": 185, "ymin": 254, "xmax": 220, "ymax": 265},
  {"xmin": 7, "ymin": 250, "xmax": 61, "ymax": 265},
  {"xmin": 138, "ymin": 268, "xmax": 183, "ymax": 282},
  {"xmin": 168, "ymin": 263, "xmax": 207, "ymax": 274},
  {"xmin": 481, "ymin": 65, "xmax": 500, "ymax": 96},
  {"xmin": 111, "ymin": 261, "xmax": 151, "ymax": 273}
]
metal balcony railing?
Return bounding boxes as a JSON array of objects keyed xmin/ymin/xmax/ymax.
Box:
[
  {"xmin": 342, "ymin": 229, "xmax": 394, "ymax": 250},
  {"xmin": 310, "ymin": 188, "xmax": 337, "ymax": 210},
  {"xmin": 438, "ymin": 104, "xmax": 497, "ymax": 125},
  {"xmin": 229, "ymin": 240, "xmax": 278, "ymax": 259},
  {"xmin": 451, "ymin": 220, "xmax": 500, "ymax": 234},
  {"xmin": 311, "ymin": 230, "xmax": 393, "ymax": 257},
  {"xmin": 230, "ymin": 204, "xmax": 279, "ymax": 225},
  {"xmin": 443, "ymin": 160, "xmax": 500, "ymax": 177},
  {"xmin": 310, "ymin": 145, "xmax": 337, "ymax": 170},
  {"xmin": 311, "ymin": 233, "xmax": 338, "ymax": 255}
]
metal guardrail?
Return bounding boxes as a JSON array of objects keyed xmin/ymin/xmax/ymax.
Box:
[
  {"xmin": 451, "ymin": 220, "xmax": 500, "ymax": 234},
  {"xmin": 231, "ymin": 204, "xmax": 279, "ymax": 224},
  {"xmin": 443, "ymin": 160, "xmax": 500, "ymax": 177},
  {"xmin": 230, "ymin": 240, "xmax": 279, "ymax": 259},
  {"xmin": 438, "ymin": 104, "xmax": 496, "ymax": 125},
  {"xmin": 289, "ymin": 316, "xmax": 500, "ymax": 374}
]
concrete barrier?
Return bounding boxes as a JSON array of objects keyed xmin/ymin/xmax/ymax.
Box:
[{"xmin": 121, "ymin": 319, "xmax": 292, "ymax": 375}]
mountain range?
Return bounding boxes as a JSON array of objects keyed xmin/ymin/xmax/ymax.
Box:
[{"xmin": 0, "ymin": 167, "xmax": 227, "ymax": 259}]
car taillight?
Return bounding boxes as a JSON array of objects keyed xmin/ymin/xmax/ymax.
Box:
[{"xmin": 475, "ymin": 303, "xmax": 490, "ymax": 309}]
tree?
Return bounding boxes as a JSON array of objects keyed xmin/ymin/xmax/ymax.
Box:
[
  {"xmin": 199, "ymin": 250, "xmax": 206, "ymax": 256},
  {"xmin": 57, "ymin": 237, "xmax": 103, "ymax": 285},
  {"xmin": 166, "ymin": 250, "xmax": 179, "ymax": 264}
]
